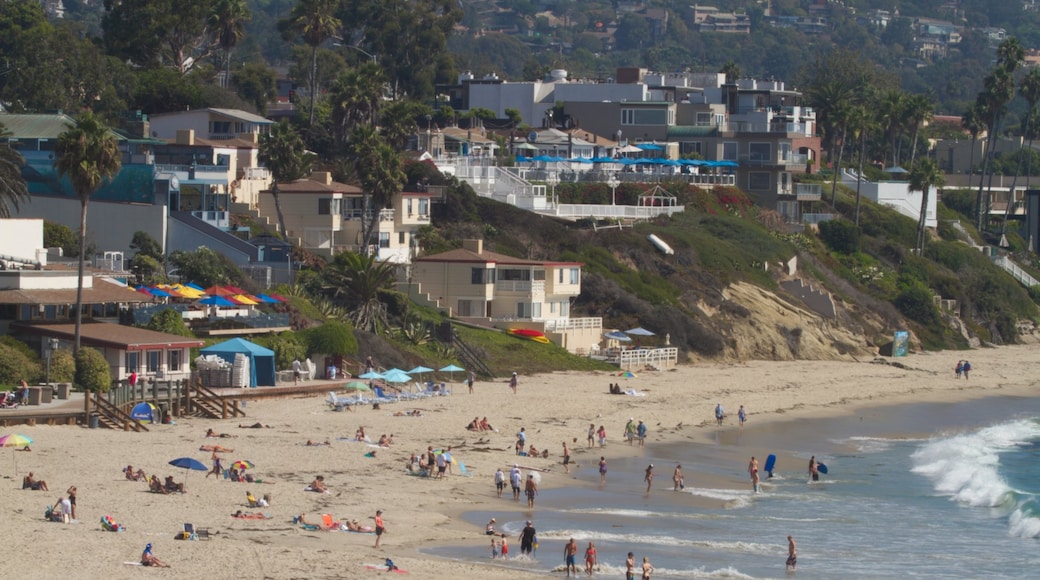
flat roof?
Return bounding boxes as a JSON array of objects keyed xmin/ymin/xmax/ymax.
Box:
[
  {"xmin": 415, "ymin": 247, "xmax": 582, "ymax": 267},
  {"xmin": 13, "ymin": 321, "xmax": 204, "ymax": 351},
  {"xmin": 0, "ymin": 284, "xmax": 149, "ymax": 305}
]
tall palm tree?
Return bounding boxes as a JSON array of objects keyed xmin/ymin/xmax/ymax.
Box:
[
  {"xmin": 878, "ymin": 89, "xmax": 907, "ymax": 168},
  {"xmin": 975, "ymin": 68, "xmax": 1015, "ymax": 230},
  {"xmin": 209, "ymin": 0, "xmax": 251, "ymax": 89},
  {"xmin": 0, "ymin": 124, "xmax": 29, "ymax": 219},
  {"xmin": 280, "ymin": 0, "xmax": 341, "ymax": 126},
  {"xmin": 1002, "ymin": 68, "xmax": 1040, "ymax": 232},
  {"xmin": 348, "ymin": 126, "xmax": 405, "ymax": 253},
  {"xmin": 327, "ymin": 63, "xmax": 385, "ymax": 145},
  {"xmin": 805, "ymin": 80, "xmax": 854, "ymax": 194},
  {"xmin": 905, "ymin": 93, "xmax": 934, "ymax": 166},
  {"xmin": 960, "ymin": 103, "xmax": 986, "ymax": 190},
  {"xmin": 828, "ymin": 97, "xmax": 852, "ymax": 205},
  {"xmin": 847, "ymin": 103, "xmax": 878, "ymax": 226},
  {"xmin": 259, "ymin": 121, "xmax": 316, "ymax": 240},
  {"xmin": 54, "ymin": 111, "xmax": 121, "ymax": 418},
  {"xmin": 909, "ymin": 157, "xmax": 945, "ymax": 254}
]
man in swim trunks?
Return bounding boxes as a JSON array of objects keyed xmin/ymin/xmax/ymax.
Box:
[
  {"xmin": 564, "ymin": 538, "xmax": 578, "ymax": 577},
  {"xmin": 787, "ymin": 535, "xmax": 797, "ymax": 570}
]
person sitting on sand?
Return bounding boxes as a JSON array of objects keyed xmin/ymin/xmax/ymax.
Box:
[
  {"xmin": 528, "ymin": 445, "xmax": 539, "ymax": 458},
  {"xmin": 377, "ymin": 434, "xmax": 391, "ymax": 448},
  {"xmin": 148, "ymin": 475, "xmax": 168, "ymax": 494},
  {"xmin": 346, "ymin": 518, "xmax": 374, "ymax": 533},
  {"xmin": 309, "ymin": 475, "xmax": 328, "ymax": 493},
  {"xmin": 164, "ymin": 476, "xmax": 184, "ymax": 493},
  {"xmin": 355, "ymin": 426, "xmax": 367, "ymax": 441},
  {"xmin": 140, "ymin": 544, "xmax": 170, "ymax": 568},
  {"xmin": 23, "ymin": 472, "xmax": 48, "ymax": 491},
  {"xmin": 480, "ymin": 417, "xmax": 493, "ymax": 431},
  {"xmin": 124, "ymin": 465, "xmax": 146, "ymax": 482},
  {"xmin": 467, "ymin": 417, "xmax": 481, "ymax": 431}
]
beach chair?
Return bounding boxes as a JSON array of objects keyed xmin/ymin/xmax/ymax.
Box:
[
  {"xmin": 326, "ymin": 391, "xmax": 355, "ymax": 412},
  {"xmin": 458, "ymin": 461, "xmax": 474, "ymax": 478},
  {"xmin": 184, "ymin": 523, "xmax": 211, "ymax": 540},
  {"xmin": 371, "ymin": 386, "xmax": 397, "ymax": 404},
  {"xmin": 320, "ymin": 514, "xmax": 340, "ymax": 531},
  {"xmin": 404, "ymin": 383, "xmax": 429, "ymax": 400}
]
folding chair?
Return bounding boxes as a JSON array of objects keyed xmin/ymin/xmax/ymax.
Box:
[{"xmin": 183, "ymin": 523, "xmax": 198, "ymax": 541}]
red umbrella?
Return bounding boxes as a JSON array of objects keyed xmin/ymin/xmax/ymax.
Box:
[
  {"xmin": 204, "ymin": 285, "xmax": 235, "ymax": 296},
  {"xmin": 223, "ymin": 285, "xmax": 248, "ymax": 295}
]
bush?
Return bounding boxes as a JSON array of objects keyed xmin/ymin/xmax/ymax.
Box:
[
  {"xmin": 48, "ymin": 349, "xmax": 75, "ymax": 383},
  {"xmin": 75, "ymin": 347, "xmax": 112, "ymax": 393},
  {"xmin": 0, "ymin": 342, "xmax": 41, "ymax": 386},
  {"xmin": 894, "ymin": 279, "xmax": 941, "ymax": 327},
  {"xmin": 304, "ymin": 320, "xmax": 358, "ymax": 357},
  {"xmin": 145, "ymin": 308, "xmax": 195, "ymax": 338},
  {"xmin": 818, "ymin": 219, "xmax": 861, "ymax": 255}
]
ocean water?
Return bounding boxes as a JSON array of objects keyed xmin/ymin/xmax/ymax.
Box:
[{"xmin": 427, "ymin": 396, "xmax": 1040, "ymax": 578}]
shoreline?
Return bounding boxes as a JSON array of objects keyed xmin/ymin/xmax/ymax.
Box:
[{"xmin": 4, "ymin": 345, "xmax": 1040, "ymax": 579}]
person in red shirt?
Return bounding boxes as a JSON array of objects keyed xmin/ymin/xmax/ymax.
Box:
[{"xmin": 373, "ymin": 510, "xmax": 386, "ymax": 548}]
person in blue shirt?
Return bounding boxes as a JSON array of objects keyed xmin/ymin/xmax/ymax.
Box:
[
  {"xmin": 636, "ymin": 421, "xmax": 647, "ymax": 447},
  {"xmin": 715, "ymin": 403, "xmax": 725, "ymax": 426}
]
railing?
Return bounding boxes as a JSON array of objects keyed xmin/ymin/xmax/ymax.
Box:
[
  {"xmin": 191, "ymin": 312, "xmax": 291, "ymax": 333},
  {"xmin": 543, "ymin": 317, "xmax": 603, "ymax": 332},
  {"xmin": 795, "ymin": 183, "xmax": 822, "ymax": 201},
  {"xmin": 992, "ymin": 255, "xmax": 1040, "ymax": 287},
  {"xmin": 241, "ymin": 167, "xmax": 271, "ymax": 180},
  {"xmin": 802, "ymin": 213, "xmax": 836, "ymax": 224},
  {"xmin": 719, "ymin": 121, "xmax": 811, "ymax": 135},
  {"xmin": 341, "ymin": 208, "xmax": 394, "ymax": 221},
  {"xmin": 618, "ymin": 347, "xmax": 679, "ymax": 370},
  {"xmin": 553, "ymin": 204, "xmax": 685, "ymax": 220},
  {"xmin": 495, "ymin": 280, "xmax": 545, "ymax": 293}
]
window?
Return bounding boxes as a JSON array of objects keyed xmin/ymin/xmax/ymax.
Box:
[
  {"xmin": 747, "ymin": 172, "xmax": 771, "ymax": 191},
  {"xmin": 621, "ymin": 108, "xmax": 668, "ymax": 125},
  {"xmin": 472, "ymin": 268, "xmax": 488, "ymax": 284},
  {"xmin": 419, "ymin": 199, "xmax": 429, "ymax": 215},
  {"xmin": 779, "ymin": 142, "xmax": 792, "ymax": 162},
  {"xmin": 457, "ymin": 300, "xmax": 480, "ymax": 317},
  {"xmin": 748, "ymin": 143, "xmax": 771, "ymax": 162},
  {"xmin": 407, "ymin": 199, "xmax": 413, "ymax": 215},
  {"xmin": 210, "ymin": 121, "xmax": 232, "ymax": 134},
  {"xmin": 147, "ymin": 351, "xmax": 161, "ymax": 373},
  {"xmin": 516, "ymin": 302, "xmax": 542, "ymax": 318},
  {"xmin": 722, "ymin": 142, "xmax": 738, "ymax": 161},
  {"xmin": 550, "ymin": 301, "xmax": 556, "ymax": 314},
  {"xmin": 533, "ymin": 269, "xmax": 545, "ymax": 281},
  {"xmin": 168, "ymin": 350, "xmax": 182, "ymax": 372},
  {"xmin": 499, "ymin": 269, "xmax": 530, "ymax": 281},
  {"xmin": 379, "ymin": 232, "xmax": 390, "ymax": 248},
  {"xmin": 318, "ymin": 198, "xmax": 331, "ymax": 214},
  {"xmin": 560, "ymin": 301, "xmax": 570, "ymax": 317},
  {"xmin": 680, "ymin": 141, "xmax": 702, "ymax": 156},
  {"xmin": 126, "ymin": 351, "xmax": 139, "ymax": 373},
  {"xmin": 399, "ymin": 232, "xmax": 406, "ymax": 245},
  {"xmin": 570, "ymin": 268, "xmax": 580, "ymax": 284},
  {"xmin": 695, "ymin": 112, "xmax": 712, "ymax": 126}
]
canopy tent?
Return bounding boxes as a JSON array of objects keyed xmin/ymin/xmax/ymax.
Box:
[
  {"xmin": 200, "ymin": 338, "xmax": 276, "ymax": 387},
  {"xmin": 130, "ymin": 402, "xmax": 160, "ymax": 424}
]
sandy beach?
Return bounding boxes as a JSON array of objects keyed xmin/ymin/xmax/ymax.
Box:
[{"xmin": 4, "ymin": 345, "xmax": 1039, "ymax": 579}]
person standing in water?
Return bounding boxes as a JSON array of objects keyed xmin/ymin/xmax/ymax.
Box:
[
  {"xmin": 673, "ymin": 464, "xmax": 685, "ymax": 490},
  {"xmin": 808, "ymin": 456, "xmax": 819, "ymax": 482},
  {"xmin": 748, "ymin": 456, "xmax": 760, "ymax": 493},
  {"xmin": 644, "ymin": 464, "xmax": 654, "ymax": 493},
  {"xmin": 786, "ymin": 535, "xmax": 797, "ymax": 571}
]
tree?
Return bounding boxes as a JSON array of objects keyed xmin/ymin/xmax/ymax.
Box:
[
  {"xmin": 145, "ymin": 308, "xmax": 195, "ymax": 338},
  {"xmin": 380, "ymin": 100, "xmax": 428, "ymax": 150},
  {"xmin": 321, "ymin": 251, "xmax": 397, "ymax": 333},
  {"xmin": 905, "ymin": 93, "xmax": 934, "ymax": 167},
  {"xmin": 130, "ymin": 230, "xmax": 165, "ymax": 285},
  {"xmin": 54, "ymin": 111, "xmax": 121, "ymax": 369},
  {"xmin": 209, "ymin": 0, "xmax": 251, "ymax": 89},
  {"xmin": 280, "ymin": 0, "xmax": 341, "ymax": 126},
  {"xmin": 975, "ymin": 68, "xmax": 1015, "ymax": 230},
  {"xmin": 102, "ymin": 0, "xmax": 216, "ymax": 72},
  {"xmin": 75, "ymin": 347, "xmax": 113, "ymax": 394},
  {"xmin": 304, "ymin": 320, "xmax": 358, "ymax": 356},
  {"xmin": 259, "ymin": 121, "xmax": 316, "ymax": 238},
  {"xmin": 348, "ymin": 126, "xmax": 405, "ymax": 251},
  {"xmin": 1003, "ymin": 68, "xmax": 1040, "ymax": 232},
  {"xmin": 0, "ymin": 123, "xmax": 29, "ymax": 219},
  {"xmin": 720, "ymin": 61, "xmax": 740, "ymax": 84},
  {"xmin": 231, "ymin": 62, "xmax": 277, "ymax": 114},
  {"xmin": 168, "ymin": 246, "xmax": 245, "ymax": 288},
  {"xmin": 961, "ymin": 103, "xmax": 986, "ymax": 191},
  {"xmin": 327, "ymin": 63, "xmax": 385, "ymax": 145},
  {"xmin": 909, "ymin": 157, "xmax": 945, "ymax": 254}
]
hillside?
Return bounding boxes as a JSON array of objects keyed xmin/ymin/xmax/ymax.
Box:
[{"xmin": 424, "ymin": 175, "xmax": 1040, "ymax": 363}]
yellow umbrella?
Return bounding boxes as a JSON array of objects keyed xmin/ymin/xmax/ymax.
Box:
[
  {"xmin": 172, "ymin": 284, "xmax": 205, "ymax": 298},
  {"xmin": 231, "ymin": 295, "xmax": 259, "ymax": 305}
]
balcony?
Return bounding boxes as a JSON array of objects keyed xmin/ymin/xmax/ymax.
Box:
[
  {"xmin": 154, "ymin": 163, "xmax": 231, "ymax": 183},
  {"xmin": 341, "ymin": 208, "xmax": 395, "ymax": 221},
  {"xmin": 795, "ymin": 183, "xmax": 822, "ymax": 201},
  {"xmin": 495, "ymin": 280, "xmax": 545, "ymax": 294},
  {"xmin": 720, "ymin": 121, "xmax": 811, "ymax": 135}
]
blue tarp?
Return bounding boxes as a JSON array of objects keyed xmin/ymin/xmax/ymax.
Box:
[
  {"xmin": 200, "ymin": 338, "xmax": 276, "ymax": 387},
  {"xmin": 130, "ymin": 402, "xmax": 159, "ymax": 423}
]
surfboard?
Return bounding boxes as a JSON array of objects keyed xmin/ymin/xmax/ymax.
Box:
[
  {"xmin": 363, "ymin": 564, "xmax": 408, "ymax": 573},
  {"xmin": 507, "ymin": 329, "xmax": 552, "ymax": 344},
  {"xmin": 764, "ymin": 454, "xmax": 776, "ymax": 474},
  {"xmin": 817, "ymin": 463, "xmax": 828, "ymax": 475}
]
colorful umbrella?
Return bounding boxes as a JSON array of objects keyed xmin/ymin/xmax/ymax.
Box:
[
  {"xmin": 204, "ymin": 285, "xmax": 235, "ymax": 296},
  {"xmin": 230, "ymin": 460, "xmax": 254, "ymax": 471},
  {"xmin": 625, "ymin": 327, "xmax": 656, "ymax": 336},
  {"xmin": 408, "ymin": 365, "xmax": 433, "ymax": 382},
  {"xmin": 604, "ymin": 331, "xmax": 632, "ymax": 342},
  {"xmin": 382, "ymin": 369, "xmax": 413, "ymax": 384},
  {"xmin": 267, "ymin": 294, "xmax": 289, "ymax": 302},
  {"xmin": 617, "ymin": 370, "xmax": 637, "ymax": 378},
  {"xmin": 229, "ymin": 295, "xmax": 259, "ymax": 305},
  {"xmin": 0, "ymin": 433, "xmax": 33, "ymax": 448},
  {"xmin": 198, "ymin": 295, "xmax": 236, "ymax": 307}
]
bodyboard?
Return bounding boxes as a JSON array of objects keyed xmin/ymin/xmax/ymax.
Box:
[
  {"xmin": 817, "ymin": 463, "xmax": 828, "ymax": 475},
  {"xmin": 764, "ymin": 454, "xmax": 777, "ymax": 473}
]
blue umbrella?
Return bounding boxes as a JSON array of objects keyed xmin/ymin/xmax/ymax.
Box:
[
  {"xmin": 516, "ymin": 155, "xmax": 534, "ymax": 163},
  {"xmin": 439, "ymin": 364, "xmax": 465, "ymax": 382},
  {"xmin": 358, "ymin": 371, "xmax": 384, "ymax": 380},
  {"xmin": 169, "ymin": 457, "xmax": 207, "ymax": 472},
  {"xmin": 604, "ymin": 331, "xmax": 632, "ymax": 342},
  {"xmin": 254, "ymin": 294, "xmax": 280, "ymax": 304},
  {"xmin": 186, "ymin": 282, "xmax": 205, "ymax": 291},
  {"xmin": 591, "ymin": 156, "xmax": 617, "ymax": 163},
  {"xmin": 638, "ymin": 143, "xmax": 664, "ymax": 151},
  {"xmin": 382, "ymin": 369, "xmax": 412, "ymax": 384},
  {"xmin": 408, "ymin": 365, "xmax": 434, "ymax": 382},
  {"xmin": 569, "ymin": 157, "xmax": 594, "ymax": 164},
  {"xmin": 199, "ymin": 295, "xmax": 235, "ymax": 307},
  {"xmin": 148, "ymin": 287, "xmax": 174, "ymax": 297},
  {"xmin": 625, "ymin": 327, "xmax": 656, "ymax": 337}
]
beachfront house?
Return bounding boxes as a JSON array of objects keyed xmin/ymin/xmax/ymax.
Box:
[{"xmin": 407, "ymin": 239, "xmax": 601, "ymax": 353}]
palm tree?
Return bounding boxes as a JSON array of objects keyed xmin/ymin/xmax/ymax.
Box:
[
  {"xmin": 280, "ymin": 0, "xmax": 341, "ymax": 127},
  {"xmin": 209, "ymin": 0, "xmax": 251, "ymax": 89},
  {"xmin": 0, "ymin": 123, "xmax": 29, "ymax": 219},
  {"xmin": 352, "ymin": 132, "xmax": 405, "ymax": 253},
  {"xmin": 327, "ymin": 63, "xmax": 385, "ymax": 144},
  {"xmin": 905, "ymin": 93, "xmax": 934, "ymax": 166},
  {"xmin": 321, "ymin": 251, "xmax": 397, "ymax": 333},
  {"xmin": 259, "ymin": 121, "xmax": 316, "ymax": 239},
  {"xmin": 847, "ymin": 103, "xmax": 878, "ymax": 226},
  {"xmin": 805, "ymin": 80, "xmax": 854, "ymax": 191},
  {"xmin": 960, "ymin": 103, "xmax": 986, "ymax": 190},
  {"xmin": 54, "ymin": 112, "xmax": 121, "ymax": 418},
  {"xmin": 909, "ymin": 157, "xmax": 945, "ymax": 254},
  {"xmin": 878, "ymin": 89, "xmax": 907, "ymax": 168},
  {"xmin": 975, "ymin": 68, "xmax": 1015, "ymax": 230},
  {"xmin": 1002, "ymin": 68, "xmax": 1040, "ymax": 232}
]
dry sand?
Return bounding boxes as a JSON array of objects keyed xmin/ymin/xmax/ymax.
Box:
[{"xmin": 3, "ymin": 345, "xmax": 1039, "ymax": 579}]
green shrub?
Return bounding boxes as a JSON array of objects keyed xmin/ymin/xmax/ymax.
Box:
[
  {"xmin": 145, "ymin": 308, "xmax": 195, "ymax": 338},
  {"xmin": 48, "ymin": 349, "xmax": 75, "ymax": 383},
  {"xmin": 304, "ymin": 320, "xmax": 359, "ymax": 357},
  {"xmin": 818, "ymin": 219, "xmax": 861, "ymax": 254},
  {"xmin": 75, "ymin": 347, "xmax": 113, "ymax": 393},
  {"xmin": 894, "ymin": 279, "xmax": 941, "ymax": 327},
  {"xmin": 0, "ymin": 342, "xmax": 41, "ymax": 385}
]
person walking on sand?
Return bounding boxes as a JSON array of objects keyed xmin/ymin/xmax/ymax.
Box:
[
  {"xmin": 467, "ymin": 370, "xmax": 475, "ymax": 394},
  {"xmin": 584, "ymin": 541, "xmax": 597, "ymax": 576},
  {"xmin": 642, "ymin": 556, "xmax": 655, "ymax": 579},
  {"xmin": 66, "ymin": 485, "xmax": 77, "ymax": 521},
  {"xmin": 597, "ymin": 425, "xmax": 607, "ymax": 448},
  {"xmin": 955, "ymin": 360, "xmax": 963, "ymax": 379},
  {"xmin": 587, "ymin": 423, "xmax": 595, "ymax": 448},
  {"xmin": 625, "ymin": 418, "xmax": 636, "ymax": 445},
  {"xmin": 562, "ymin": 441, "xmax": 572, "ymax": 474},
  {"xmin": 564, "ymin": 537, "xmax": 578, "ymax": 577},
  {"xmin": 494, "ymin": 468, "xmax": 506, "ymax": 498},
  {"xmin": 510, "ymin": 464, "xmax": 522, "ymax": 501},
  {"xmin": 715, "ymin": 402, "xmax": 725, "ymax": 426},
  {"xmin": 808, "ymin": 456, "xmax": 819, "ymax": 482},
  {"xmin": 626, "ymin": 552, "xmax": 636, "ymax": 580},
  {"xmin": 637, "ymin": 420, "xmax": 647, "ymax": 447},
  {"xmin": 749, "ymin": 456, "xmax": 760, "ymax": 493},
  {"xmin": 206, "ymin": 450, "xmax": 223, "ymax": 478},
  {"xmin": 962, "ymin": 360, "xmax": 971, "ymax": 379},
  {"xmin": 644, "ymin": 464, "xmax": 655, "ymax": 493},
  {"xmin": 598, "ymin": 457, "xmax": 607, "ymax": 484},
  {"xmin": 525, "ymin": 473, "xmax": 538, "ymax": 508},
  {"xmin": 372, "ymin": 510, "xmax": 386, "ymax": 548},
  {"xmin": 673, "ymin": 464, "xmax": 685, "ymax": 491},
  {"xmin": 786, "ymin": 535, "xmax": 797, "ymax": 571},
  {"xmin": 509, "ymin": 371, "xmax": 519, "ymax": 394},
  {"xmin": 292, "ymin": 358, "xmax": 302, "ymax": 385},
  {"xmin": 738, "ymin": 405, "xmax": 747, "ymax": 428}
]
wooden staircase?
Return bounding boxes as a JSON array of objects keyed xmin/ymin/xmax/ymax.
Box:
[
  {"xmin": 92, "ymin": 395, "xmax": 149, "ymax": 432},
  {"xmin": 187, "ymin": 382, "xmax": 246, "ymax": 419}
]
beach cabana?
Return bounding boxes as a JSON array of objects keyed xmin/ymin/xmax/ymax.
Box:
[{"xmin": 200, "ymin": 338, "xmax": 276, "ymax": 387}]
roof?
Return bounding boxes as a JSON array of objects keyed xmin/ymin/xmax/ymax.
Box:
[
  {"xmin": 163, "ymin": 136, "xmax": 260, "ymax": 149},
  {"xmin": 0, "ymin": 282, "xmax": 150, "ymax": 305},
  {"xmin": 201, "ymin": 337, "xmax": 274, "ymax": 356},
  {"xmin": 265, "ymin": 179, "xmax": 362, "ymax": 194},
  {"xmin": 150, "ymin": 108, "xmax": 273, "ymax": 125},
  {"xmin": 12, "ymin": 321, "xmax": 204, "ymax": 351},
  {"xmin": 0, "ymin": 113, "xmax": 73, "ymax": 139},
  {"xmin": 415, "ymin": 247, "xmax": 582, "ymax": 267}
]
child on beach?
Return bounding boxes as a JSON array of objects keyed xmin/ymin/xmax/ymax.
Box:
[
  {"xmin": 597, "ymin": 425, "xmax": 607, "ymax": 447},
  {"xmin": 490, "ymin": 537, "xmax": 499, "ymax": 559},
  {"xmin": 500, "ymin": 535, "xmax": 509, "ymax": 559}
]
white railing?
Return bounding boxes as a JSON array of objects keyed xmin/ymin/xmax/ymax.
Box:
[
  {"xmin": 992, "ymin": 255, "xmax": 1040, "ymax": 287},
  {"xmin": 544, "ymin": 317, "xmax": 603, "ymax": 332},
  {"xmin": 495, "ymin": 280, "xmax": 545, "ymax": 293},
  {"xmin": 720, "ymin": 121, "xmax": 810, "ymax": 135},
  {"xmin": 552, "ymin": 204, "xmax": 685, "ymax": 220},
  {"xmin": 242, "ymin": 167, "xmax": 271, "ymax": 180},
  {"xmin": 618, "ymin": 347, "xmax": 679, "ymax": 370}
]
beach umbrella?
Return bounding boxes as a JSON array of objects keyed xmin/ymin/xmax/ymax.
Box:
[
  {"xmin": 617, "ymin": 370, "xmax": 637, "ymax": 379},
  {"xmin": 198, "ymin": 295, "xmax": 236, "ymax": 307},
  {"xmin": 230, "ymin": 460, "xmax": 254, "ymax": 471},
  {"xmin": 604, "ymin": 331, "xmax": 632, "ymax": 342},
  {"xmin": 0, "ymin": 433, "xmax": 33, "ymax": 474},
  {"xmin": 382, "ymin": 369, "xmax": 412, "ymax": 384},
  {"xmin": 625, "ymin": 327, "xmax": 656, "ymax": 336},
  {"xmin": 439, "ymin": 364, "xmax": 465, "ymax": 383},
  {"xmin": 267, "ymin": 294, "xmax": 289, "ymax": 302},
  {"xmin": 358, "ymin": 371, "xmax": 384, "ymax": 380},
  {"xmin": 186, "ymin": 282, "xmax": 205, "ymax": 292},
  {"xmin": 408, "ymin": 365, "xmax": 434, "ymax": 383},
  {"xmin": 204, "ymin": 285, "xmax": 235, "ymax": 296},
  {"xmin": 344, "ymin": 381, "xmax": 372, "ymax": 391},
  {"xmin": 135, "ymin": 286, "xmax": 154, "ymax": 295},
  {"xmin": 129, "ymin": 402, "xmax": 160, "ymax": 424},
  {"xmin": 254, "ymin": 294, "xmax": 281, "ymax": 304},
  {"xmin": 229, "ymin": 295, "xmax": 259, "ymax": 305},
  {"xmin": 147, "ymin": 287, "xmax": 174, "ymax": 298},
  {"xmin": 169, "ymin": 457, "xmax": 208, "ymax": 479}
]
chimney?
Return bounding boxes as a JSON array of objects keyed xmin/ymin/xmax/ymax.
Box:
[
  {"xmin": 309, "ymin": 171, "xmax": 333, "ymax": 185},
  {"xmin": 176, "ymin": 129, "xmax": 195, "ymax": 145},
  {"xmin": 462, "ymin": 239, "xmax": 483, "ymax": 254}
]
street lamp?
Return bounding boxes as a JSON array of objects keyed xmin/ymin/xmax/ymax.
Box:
[
  {"xmin": 45, "ymin": 338, "xmax": 59, "ymax": 386},
  {"xmin": 425, "ymin": 115, "xmax": 432, "ymax": 152},
  {"xmin": 547, "ymin": 171, "xmax": 560, "ymax": 208},
  {"xmin": 332, "ymin": 42, "xmax": 377, "ymax": 64},
  {"xmin": 607, "ymin": 172, "xmax": 620, "ymax": 206}
]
